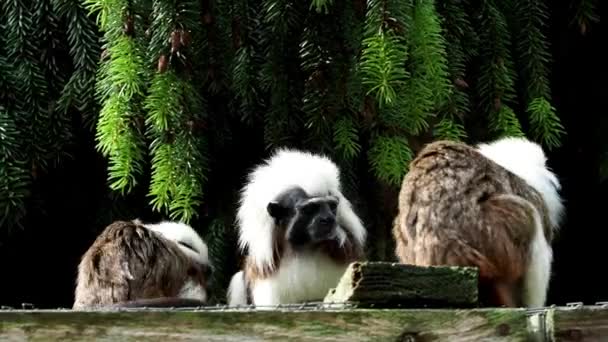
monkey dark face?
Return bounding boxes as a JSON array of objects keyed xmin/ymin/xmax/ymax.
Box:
[{"xmin": 267, "ymin": 187, "xmax": 340, "ymax": 248}]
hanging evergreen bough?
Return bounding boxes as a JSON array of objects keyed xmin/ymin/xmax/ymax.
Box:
[
  {"xmin": 403, "ymin": 0, "xmax": 451, "ymax": 137},
  {"xmin": 512, "ymin": 0, "xmax": 565, "ymax": 150},
  {"xmin": 571, "ymin": 0, "xmax": 599, "ymax": 36},
  {"xmin": 0, "ymin": 30, "xmax": 32, "ymax": 230},
  {"xmin": 359, "ymin": 0, "xmax": 413, "ymax": 186},
  {"xmin": 475, "ymin": 0, "xmax": 523, "ymax": 139},
  {"xmin": 3, "ymin": 0, "xmax": 55, "ymax": 175},
  {"xmin": 333, "ymin": 116, "xmax": 362, "ymax": 161},
  {"xmin": 300, "ymin": 5, "xmax": 347, "ymax": 153},
  {"xmin": 144, "ymin": 0, "xmax": 209, "ymax": 223},
  {"xmin": 310, "ymin": 0, "xmax": 333, "ymax": 14},
  {"xmin": 368, "ymin": 134, "xmax": 413, "ymax": 187},
  {"xmin": 259, "ymin": 0, "xmax": 307, "ymax": 149},
  {"xmin": 54, "ymin": 0, "xmax": 101, "ymax": 130},
  {"xmin": 230, "ymin": 0, "xmax": 265, "ymax": 124},
  {"xmin": 0, "ymin": 106, "xmax": 31, "ymax": 230},
  {"xmin": 1, "ymin": 0, "xmax": 596, "ymax": 290},
  {"xmin": 434, "ymin": 0, "xmax": 476, "ymax": 142},
  {"xmin": 86, "ymin": 0, "xmax": 147, "ymax": 195}
]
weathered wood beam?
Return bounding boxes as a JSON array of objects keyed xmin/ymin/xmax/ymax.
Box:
[
  {"xmin": 0, "ymin": 308, "xmax": 532, "ymax": 341},
  {"xmin": 323, "ymin": 261, "xmax": 479, "ymax": 308},
  {"xmin": 550, "ymin": 305, "xmax": 608, "ymax": 342},
  {"xmin": 2, "ymin": 306, "xmax": 607, "ymax": 341}
]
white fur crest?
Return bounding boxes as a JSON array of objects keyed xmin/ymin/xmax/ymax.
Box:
[
  {"xmin": 476, "ymin": 136, "xmax": 565, "ymax": 230},
  {"xmin": 236, "ymin": 148, "xmax": 367, "ymax": 271},
  {"xmin": 227, "ymin": 271, "xmax": 248, "ymax": 306},
  {"xmin": 249, "ymin": 251, "xmax": 348, "ymax": 307},
  {"xmin": 144, "ymin": 221, "xmax": 210, "ymax": 266}
]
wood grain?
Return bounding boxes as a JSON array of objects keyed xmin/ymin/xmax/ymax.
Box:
[
  {"xmin": 0, "ymin": 308, "xmax": 533, "ymax": 341},
  {"xmin": 551, "ymin": 306, "xmax": 608, "ymax": 342},
  {"xmin": 324, "ymin": 261, "xmax": 479, "ymax": 308}
]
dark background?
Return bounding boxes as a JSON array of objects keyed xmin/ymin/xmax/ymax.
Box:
[{"xmin": 0, "ymin": 3, "xmax": 604, "ymax": 308}]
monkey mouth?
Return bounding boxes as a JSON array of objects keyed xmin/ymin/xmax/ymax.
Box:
[{"xmin": 312, "ymin": 224, "xmax": 339, "ymax": 242}]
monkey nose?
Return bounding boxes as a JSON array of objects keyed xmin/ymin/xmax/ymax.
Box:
[{"xmin": 319, "ymin": 216, "xmax": 335, "ymax": 226}]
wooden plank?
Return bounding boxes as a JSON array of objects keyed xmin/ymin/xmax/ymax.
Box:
[
  {"xmin": 0, "ymin": 308, "xmax": 533, "ymax": 341},
  {"xmin": 550, "ymin": 306, "xmax": 608, "ymax": 342},
  {"xmin": 323, "ymin": 261, "xmax": 478, "ymax": 308}
]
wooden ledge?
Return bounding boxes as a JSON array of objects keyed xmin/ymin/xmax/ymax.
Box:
[{"xmin": 1, "ymin": 306, "xmax": 607, "ymax": 341}]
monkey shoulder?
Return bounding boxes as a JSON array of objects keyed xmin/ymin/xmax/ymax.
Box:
[
  {"xmin": 402, "ymin": 144, "xmax": 495, "ymax": 200},
  {"xmin": 83, "ymin": 221, "xmax": 189, "ymax": 279}
]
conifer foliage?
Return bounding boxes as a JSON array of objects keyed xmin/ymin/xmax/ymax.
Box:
[
  {"xmin": 0, "ymin": 0, "xmax": 597, "ymax": 300},
  {"xmin": 1, "ymin": 0, "xmax": 99, "ymax": 229}
]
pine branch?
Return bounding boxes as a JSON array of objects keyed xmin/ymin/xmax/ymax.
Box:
[
  {"xmin": 0, "ymin": 106, "xmax": 31, "ymax": 230},
  {"xmin": 341, "ymin": 0, "xmax": 365, "ymax": 115},
  {"xmin": 571, "ymin": 0, "xmax": 599, "ymax": 35},
  {"xmin": 3, "ymin": 0, "xmax": 55, "ymax": 174},
  {"xmin": 299, "ymin": 8, "xmax": 346, "ymax": 152},
  {"xmin": 527, "ymin": 97, "xmax": 565, "ymax": 150},
  {"xmin": 333, "ymin": 116, "xmax": 362, "ymax": 160},
  {"xmin": 0, "ymin": 55, "xmax": 16, "ymax": 108},
  {"xmin": 512, "ymin": 0, "xmax": 565, "ymax": 149},
  {"xmin": 87, "ymin": 0, "xmax": 148, "ymax": 194},
  {"xmin": 368, "ymin": 134, "xmax": 413, "ymax": 186},
  {"xmin": 230, "ymin": 45, "xmax": 264, "ymax": 123},
  {"xmin": 434, "ymin": 0, "xmax": 476, "ymax": 141},
  {"xmin": 36, "ymin": 0, "xmax": 77, "ymax": 166},
  {"xmin": 229, "ymin": 0, "xmax": 266, "ymax": 123},
  {"xmin": 402, "ymin": 0, "xmax": 452, "ymax": 136},
  {"xmin": 198, "ymin": 0, "xmax": 232, "ymax": 95},
  {"xmin": 145, "ymin": 0, "xmax": 209, "ymax": 223},
  {"xmin": 310, "ymin": 0, "xmax": 333, "ymax": 14},
  {"xmin": 144, "ymin": 72, "xmax": 209, "ymax": 222},
  {"xmin": 434, "ymin": 115, "xmax": 467, "ymax": 141},
  {"xmin": 359, "ymin": 0, "xmax": 412, "ymax": 109},
  {"xmin": 489, "ymin": 104, "xmax": 525, "ymax": 138},
  {"xmin": 54, "ymin": 0, "xmax": 101, "ymax": 130},
  {"xmin": 360, "ymin": 31, "xmax": 409, "ymax": 108},
  {"xmin": 259, "ymin": 0, "xmax": 306, "ymax": 148},
  {"xmin": 37, "ymin": 0, "xmax": 69, "ymax": 96},
  {"xmin": 475, "ymin": 0, "xmax": 520, "ymax": 138},
  {"xmin": 513, "ymin": 0, "xmax": 551, "ymax": 100}
]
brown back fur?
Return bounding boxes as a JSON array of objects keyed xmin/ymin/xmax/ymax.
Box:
[
  {"xmin": 392, "ymin": 140, "xmax": 552, "ymax": 307},
  {"xmin": 73, "ymin": 220, "xmax": 203, "ymax": 309}
]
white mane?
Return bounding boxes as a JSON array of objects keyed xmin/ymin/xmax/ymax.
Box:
[
  {"xmin": 236, "ymin": 148, "xmax": 367, "ymax": 271},
  {"xmin": 476, "ymin": 136, "xmax": 565, "ymax": 230},
  {"xmin": 144, "ymin": 221, "xmax": 210, "ymax": 266}
]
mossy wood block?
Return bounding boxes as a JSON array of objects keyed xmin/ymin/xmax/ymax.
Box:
[
  {"xmin": 0, "ymin": 308, "xmax": 532, "ymax": 341},
  {"xmin": 323, "ymin": 261, "xmax": 479, "ymax": 308}
]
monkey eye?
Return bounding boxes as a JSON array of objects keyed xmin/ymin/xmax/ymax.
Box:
[
  {"xmin": 301, "ymin": 203, "xmax": 319, "ymax": 215},
  {"xmin": 328, "ymin": 201, "xmax": 338, "ymax": 213}
]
